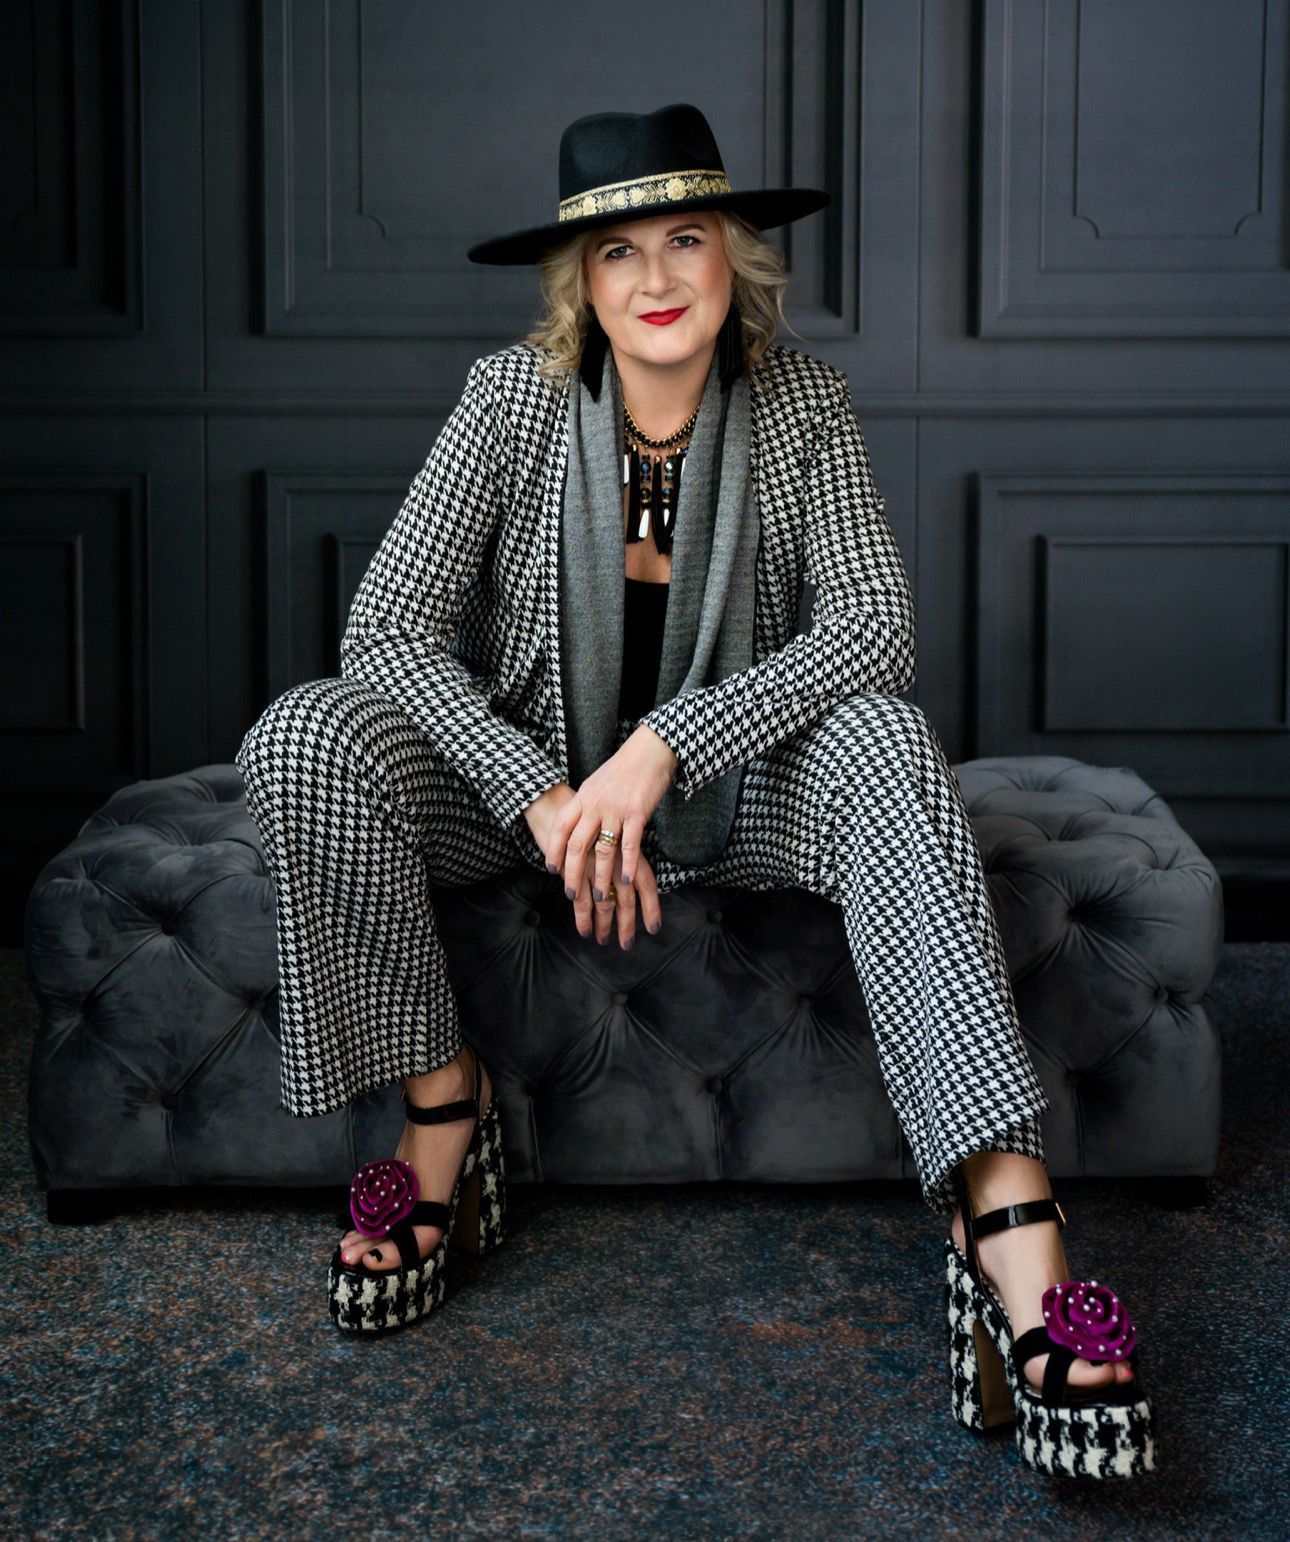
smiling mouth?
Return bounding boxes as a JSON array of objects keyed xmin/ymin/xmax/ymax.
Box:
[{"xmin": 639, "ymin": 307, "xmax": 689, "ymax": 324}]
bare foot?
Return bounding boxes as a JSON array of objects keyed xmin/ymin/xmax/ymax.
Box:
[
  {"xmin": 337, "ymin": 1045, "xmax": 492, "ymax": 1271},
  {"xmin": 952, "ymin": 1153, "xmax": 1136, "ymax": 1397}
]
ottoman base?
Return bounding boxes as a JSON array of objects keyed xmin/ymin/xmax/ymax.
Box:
[{"xmin": 25, "ymin": 756, "xmax": 1225, "ymax": 1203}]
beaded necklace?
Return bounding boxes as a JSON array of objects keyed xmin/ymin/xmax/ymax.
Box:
[{"xmin": 621, "ymin": 398, "xmax": 698, "ymax": 557}]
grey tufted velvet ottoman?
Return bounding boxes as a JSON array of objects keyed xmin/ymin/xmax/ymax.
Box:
[{"xmin": 25, "ymin": 756, "xmax": 1224, "ymax": 1222}]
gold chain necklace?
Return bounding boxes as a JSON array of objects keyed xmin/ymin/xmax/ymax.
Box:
[{"xmin": 622, "ymin": 399, "xmax": 700, "ymax": 450}]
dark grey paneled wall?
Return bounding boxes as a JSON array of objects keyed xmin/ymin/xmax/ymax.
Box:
[{"xmin": 2, "ymin": 0, "xmax": 1286, "ymax": 942}]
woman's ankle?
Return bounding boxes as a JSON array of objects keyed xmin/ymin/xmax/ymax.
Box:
[
  {"xmin": 403, "ymin": 1045, "xmax": 474, "ymax": 1105},
  {"xmin": 959, "ymin": 1151, "xmax": 1053, "ymax": 1215}
]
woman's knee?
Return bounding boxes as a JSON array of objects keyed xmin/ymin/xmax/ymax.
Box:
[
  {"xmin": 817, "ymin": 690, "xmax": 933, "ymax": 754},
  {"xmin": 235, "ymin": 676, "xmax": 424, "ymax": 793}
]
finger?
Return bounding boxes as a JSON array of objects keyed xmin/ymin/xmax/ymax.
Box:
[
  {"xmin": 593, "ymin": 849, "xmax": 619, "ymax": 946},
  {"xmin": 562, "ymin": 806, "xmax": 591, "ymax": 902},
  {"xmin": 571, "ymin": 863, "xmax": 594, "ymax": 938},
  {"xmin": 617, "ymin": 813, "xmax": 645, "ymax": 888},
  {"xmin": 615, "ymin": 849, "xmax": 637, "ymax": 950},
  {"xmin": 591, "ymin": 817, "xmax": 619, "ymax": 904},
  {"xmin": 636, "ymin": 855, "xmax": 663, "ymax": 936},
  {"xmin": 569, "ymin": 807, "xmax": 601, "ymax": 938},
  {"xmin": 548, "ymin": 795, "xmax": 580, "ymax": 882}
]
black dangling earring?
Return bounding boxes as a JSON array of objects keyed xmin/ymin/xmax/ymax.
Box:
[
  {"xmin": 716, "ymin": 300, "xmax": 745, "ymax": 391},
  {"xmin": 580, "ymin": 308, "xmax": 609, "ymax": 400}
]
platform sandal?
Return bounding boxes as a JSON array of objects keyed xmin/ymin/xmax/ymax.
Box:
[
  {"xmin": 945, "ymin": 1174, "xmax": 1155, "ymax": 1478},
  {"xmin": 327, "ymin": 1044, "xmax": 507, "ymax": 1334}
]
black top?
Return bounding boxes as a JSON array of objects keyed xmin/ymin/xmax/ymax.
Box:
[{"xmin": 617, "ymin": 576, "xmax": 669, "ymax": 721}]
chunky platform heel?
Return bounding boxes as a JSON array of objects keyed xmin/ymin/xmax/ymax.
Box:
[
  {"xmin": 447, "ymin": 1094, "xmax": 507, "ymax": 1257},
  {"xmin": 327, "ymin": 1045, "xmax": 507, "ymax": 1334},
  {"xmin": 946, "ymin": 1176, "xmax": 1155, "ymax": 1479}
]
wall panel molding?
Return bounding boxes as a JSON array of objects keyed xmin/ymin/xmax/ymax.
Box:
[
  {"xmin": 0, "ymin": 0, "xmax": 144, "ymax": 335},
  {"xmin": 0, "ymin": 471, "xmax": 148, "ymax": 779},
  {"xmin": 259, "ymin": 0, "xmax": 871, "ymax": 339},
  {"xmin": 975, "ymin": 472, "xmax": 1290, "ymax": 796},
  {"xmin": 977, "ymin": 0, "xmax": 1290, "ymax": 337},
  {"xmin": 257, "ymin": 469, "xmax": 403, "ymax": 694}
]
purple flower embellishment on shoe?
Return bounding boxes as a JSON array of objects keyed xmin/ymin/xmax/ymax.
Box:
[
  {"xmin": 349, "ymin": 1157, "xmax": 419, "ymax": 1238},
  {"xmin": 1042, "ymin": 1279, "xmax": 1136, "ymax": 1362}
]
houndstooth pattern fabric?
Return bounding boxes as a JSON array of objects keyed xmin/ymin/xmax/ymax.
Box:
[
  {"xmin": 235, "ymin": 339, "xmax": 1049, "ymax": 1213},
  {"xmin": 332, "ymin": 341, "xmax": 918, "ymax": 833}
]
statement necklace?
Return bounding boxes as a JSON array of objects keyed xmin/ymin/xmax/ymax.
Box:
[{"xmin": 622, "ymin": 399, "xmax": 699, "ymax": 557}]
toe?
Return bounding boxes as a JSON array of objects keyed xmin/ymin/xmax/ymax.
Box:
[
  {"xmin": 338, "ymin": 1228, "xmax": 368, "ymax": 1266},
  {"xmin": 1024, "ymin": 1351, "xmax": 1116, "ymax": 1395},
  {"xmin": 339, "ymin": 1226, "xmax": 396, "ymax": 1269}
]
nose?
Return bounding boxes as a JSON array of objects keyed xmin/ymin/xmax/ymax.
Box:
[{"xmin": 640, "ymin": 247, "xmax": 677, "ymax": 299}]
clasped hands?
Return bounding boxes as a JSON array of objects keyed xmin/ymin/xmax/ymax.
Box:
[{"xmin": 522, "ymin": 724, "xmax": 679, "ymax": 949}]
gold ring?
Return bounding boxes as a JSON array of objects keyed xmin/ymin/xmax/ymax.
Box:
[{"xmin": 597, "ymin": 828, "xmax": 619, "ymax": 847}]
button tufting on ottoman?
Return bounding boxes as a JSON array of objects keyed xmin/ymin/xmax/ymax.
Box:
[{"xmin": 24, "ymin": 756, "xmax": 1224, "ymax": 1219}]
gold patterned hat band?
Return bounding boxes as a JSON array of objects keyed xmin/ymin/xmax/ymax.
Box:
[
  {"xmin": 466, "ymin": 102, "xmax": 830, "ymax": 267},
  {"xmin": 559, "ymin": 169, "xmax": 732, "ymax": 223}
]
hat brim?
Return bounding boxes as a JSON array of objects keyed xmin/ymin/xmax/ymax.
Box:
[{"xmin": 465, "ymin": 186, "xmax": 831, "ymax": 265}]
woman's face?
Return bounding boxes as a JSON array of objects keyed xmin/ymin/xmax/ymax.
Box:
[{"xmin": 582, "ymin": 210, "xmax": 733, "ymax": 372}]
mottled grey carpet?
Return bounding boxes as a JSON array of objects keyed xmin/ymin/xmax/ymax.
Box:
[{"xmin": 4, "ymin": 942, "xmax": 1287, "ymax": 1539}]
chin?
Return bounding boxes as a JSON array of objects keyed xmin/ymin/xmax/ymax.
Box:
[{"xmin": 636, "ymin": 328, "xmax": 713, "ymax": 365}]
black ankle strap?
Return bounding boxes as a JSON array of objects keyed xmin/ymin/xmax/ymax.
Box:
[
  {"xmin": 401, "ymin": 1045, "xmax": 482, "ymax": 1125},
  {"xmin": 970, "ymin": 1199, "xmax": 1067, "ymax": 1240},
  {"xmin": 1013, "ymin": 1325, "xmax": 1077, "ymax": 1404},
  {"xmin": 403, "ymin": 1096, "xmax": 477, "ymax": 1125},
  {"xmin": 954, "ymin": 1168, "xmax": 1066, "ymax": 1288}
]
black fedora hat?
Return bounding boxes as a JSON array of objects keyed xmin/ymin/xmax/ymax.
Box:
[{"xmin": 466, "ymin": 102, "xmax": 830, "ymax": 266}]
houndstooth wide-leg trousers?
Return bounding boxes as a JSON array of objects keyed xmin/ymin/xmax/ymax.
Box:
[{"xmin": 235, "ymin": 677, "xmax": 1048, "ymax": 1212}]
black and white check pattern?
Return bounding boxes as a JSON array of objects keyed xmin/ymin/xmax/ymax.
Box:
[{"xmin": 235, "ymin": 340, "xmax": 1048, "ymax": 1212}]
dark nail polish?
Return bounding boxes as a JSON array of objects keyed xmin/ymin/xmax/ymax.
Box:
[
  {"xmin": 565, "ymin": 885, "xmax": 576, "ymax": 900},
  {"xmin": 649, "ymin": 920, "xmax": 661, "ymax": 934},
  {"xmin": 623, "ymin": 937, "xmax": 635, "ymax": 950},
  {"xmin": 545, "ymin": 861, "xmax": 558, "ymax": 873},
  {"xmin": 593, "ymin": 887, "xmax": 603, "ymax": 902},
  {"xmin": 622, "ymin": 873, "xmax": 633, "ymax": 885}
]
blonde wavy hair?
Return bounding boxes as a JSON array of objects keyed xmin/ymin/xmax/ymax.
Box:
[{"xmin": 521, "ymin": 209, "xmax": 802, "ymax": 391}]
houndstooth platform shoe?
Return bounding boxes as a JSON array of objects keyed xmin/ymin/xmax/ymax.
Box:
[
  {"xmin": 327, "ymin": 1044, "xmax": 507, "ymax": 1334},
  {"xmin": 945, "ymin": 1173, "xmax": 1155, "ymax": 1479}
]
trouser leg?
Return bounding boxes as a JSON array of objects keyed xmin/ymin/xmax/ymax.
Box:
[
  {"xmin": 234, "ymin": 676, "xmax": 533, "ymax": 1117},
  {"xmin": 645, "ymin": 692, "xmax": 1048, "ymax": 1213}
]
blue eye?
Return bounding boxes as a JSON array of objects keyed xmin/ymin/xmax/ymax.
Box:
[{"xmin": 603, "ymin": 234, "xmax": 702, "ymax": 261}]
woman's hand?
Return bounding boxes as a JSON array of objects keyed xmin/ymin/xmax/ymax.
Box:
[{"xmin": 522, "ymin": 725, "xmax": 678, "ymax": 947}]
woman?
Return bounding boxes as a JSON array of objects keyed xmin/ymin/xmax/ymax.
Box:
[{"xmin": 235, "ymin": 104, "xmax": 1152, "ymax": 1479}]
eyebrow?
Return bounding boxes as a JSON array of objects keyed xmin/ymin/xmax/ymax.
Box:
[{"xmin": 595, "ymin": 222, "xmax": 706, "ymax": 252}]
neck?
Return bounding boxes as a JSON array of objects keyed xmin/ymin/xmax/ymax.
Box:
[{"xmin": 612, "ymin": 340, "xmax": 715, "ymax": 441}]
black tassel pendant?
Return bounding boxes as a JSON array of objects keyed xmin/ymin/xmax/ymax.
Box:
[
  {"xmin": 579, "ymin": 310, "xmax": 610, "ymax": 400},
  {"xmin": 623, "ymin": 439, "xmax": 687, "ymax": 556},
  {"xmin": 716, "ymin": 300, "xmax": 746, "ymax": 391}
]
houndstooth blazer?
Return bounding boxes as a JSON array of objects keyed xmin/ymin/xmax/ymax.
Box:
[{"xmin": 339, "ymin": 340, "xmax": 917, "ymax": 840}]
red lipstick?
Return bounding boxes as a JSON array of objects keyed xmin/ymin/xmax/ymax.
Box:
[{"xmin": 638, "ymin": 307, "xmax": 689, "ymax": 325}]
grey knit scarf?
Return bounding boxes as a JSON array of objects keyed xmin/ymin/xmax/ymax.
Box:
[{"xmin": 559, "ymin": 344, "xmax": 760, "ymax": 867}]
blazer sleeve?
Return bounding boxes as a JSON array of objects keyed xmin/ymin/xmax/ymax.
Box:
[
  {"xmin": 637, "ymin": 372, "xmax": 916, "ymax": 801},
  {"xmin": 338, "ymin": 356, "xmax": 564, "ymax": 834}
]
